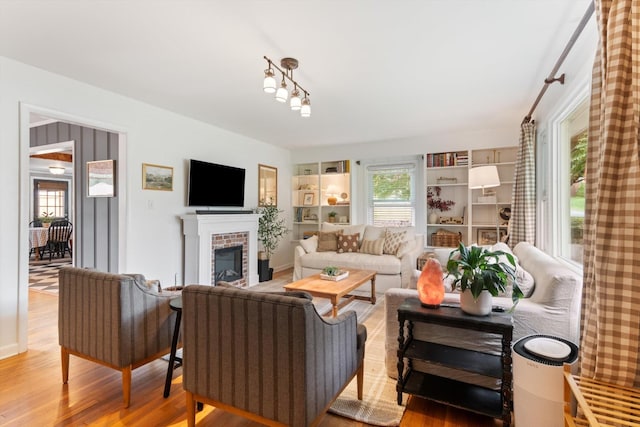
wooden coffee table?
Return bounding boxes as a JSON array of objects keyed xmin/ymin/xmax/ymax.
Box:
[{"xmin": 284, "ymin": 269, "xmax": 376, "ymax": 317}]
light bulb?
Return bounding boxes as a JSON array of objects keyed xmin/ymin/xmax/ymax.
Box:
[
  {"xmin": 290, "ymin": 89, "xmax": 301, "ymax": 110},
  {"xmin": 275, "ymin": 79, "xmax": 288, "ymax": 103},
  {"xmin": 263, "ymin": 69, "xmax": 276, "ymax": 93},
  {"xmin": 300, "ymin": 97, "xmax": 311, "ymax": 118}
]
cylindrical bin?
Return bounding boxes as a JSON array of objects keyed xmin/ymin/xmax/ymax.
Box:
[{"xmin": 513, "ymin": 334, "xmax": 579, "ymax": 427}]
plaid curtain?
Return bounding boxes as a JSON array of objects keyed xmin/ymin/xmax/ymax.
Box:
[
  {"xmin": 581, "ymin": 0, "xmax": 640, "ymax": 386},
  {"xmin": 508, "ymin": 122, "xmax": 536, "ymax": 247}
]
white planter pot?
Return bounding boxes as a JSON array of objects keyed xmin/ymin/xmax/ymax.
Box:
[
  {"xmin": 429, "ymin": 212, "xmax": 439, "ymax": 224},
  {"xmin": 460, "ymin": 289, "xmax": 493, "ymax": 316}
]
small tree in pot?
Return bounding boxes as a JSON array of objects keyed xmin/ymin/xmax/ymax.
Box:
[
  {"xmin": 446, "ymin": 243, "xmax": 523, "ymax": 315},
  {"xmin": 257, "ymin": 205, "xmax": 288, "ymax": 280}
]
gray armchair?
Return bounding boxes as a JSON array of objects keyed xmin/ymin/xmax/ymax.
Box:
[
  {"xmin": 58, "ymin": 267, "xmax": 177, "ymax": 407},
  {"xmin": 182, "ymin": 285, "xmax": 367, "ymax": 427}
]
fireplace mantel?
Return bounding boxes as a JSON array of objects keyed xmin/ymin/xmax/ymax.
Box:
[{"xmin": 181, "ymin": 213, "xmax": 261, "ymax": 286}]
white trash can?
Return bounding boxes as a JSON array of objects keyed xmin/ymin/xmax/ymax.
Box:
[{"xmin": 513, "ymin": 335, "xmax": 579, "ymax": 427}]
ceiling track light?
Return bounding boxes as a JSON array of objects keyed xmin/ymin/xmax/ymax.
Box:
[{"xmin": 263, "ymin": 55, "xmax": 311, "ymax": 118}]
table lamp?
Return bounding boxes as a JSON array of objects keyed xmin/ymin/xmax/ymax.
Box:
[{"xmin": 326, "ymin": 184, "xmax": 339, "ymax": 205}]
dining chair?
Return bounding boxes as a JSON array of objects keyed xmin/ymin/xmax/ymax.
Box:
[
  {"xmin": 28, "ymin": 219, "xmax": 45, "ymax": 259},
  {"xmin": 45, "ymin": 220, "xmax": 73, "ymax": 261}
]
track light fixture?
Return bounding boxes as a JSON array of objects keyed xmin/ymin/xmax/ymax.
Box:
[{"xmin": 263, "ymin": 56, "xmax": 311, "ymax": 118}]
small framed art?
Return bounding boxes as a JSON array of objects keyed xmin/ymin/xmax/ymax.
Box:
[
  {"xmin": 87, "ymin": 159, "xmax": 115, "ymax": 197},
  {"xmin": 477, "ymin": 228, "xmax": 507, "ymax": 246},
  {"xmin": 303, "ymin": 192, "xmax": 315, "ymax": 206},
  {"xmin": 142, "ymin": 163, "xmax": 173, "ymax": 191}
]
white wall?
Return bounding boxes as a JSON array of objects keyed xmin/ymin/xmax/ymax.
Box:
[{"xmin": 0, "ymin": 56, "xmax": 291, "ymax": 359}]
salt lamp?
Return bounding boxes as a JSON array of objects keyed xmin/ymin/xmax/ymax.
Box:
[{"xmin": 417, "ymin": 258, "xmax": 445, "ymax": 308}]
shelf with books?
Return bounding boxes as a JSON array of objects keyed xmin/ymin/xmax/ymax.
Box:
[{"xmin": 425, "ymin": 146, "xmax": 517, "ymax": 247}]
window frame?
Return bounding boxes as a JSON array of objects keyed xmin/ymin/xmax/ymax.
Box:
[
  {"xmin": 365, "ymin": 160, "xmax": 419, "ymax": 227},
  {"xmin": 545, "ymin": 84, "xmax": 589, "ymax": 270}
]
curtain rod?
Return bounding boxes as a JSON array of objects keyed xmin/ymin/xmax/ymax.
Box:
[{"xmin": 522, "ymin": 1, "xmax": 595, "ymax": 124}]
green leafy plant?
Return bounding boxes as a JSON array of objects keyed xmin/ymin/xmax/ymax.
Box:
[
  {"xmin": 38, "ymin": 211, "xmax": 55, "ymax": 223},
  {"xmin": 446, "ymin": 243, "xmax": 523, "ymax": 307},
  {"xmin": 328, "ymin": 211, "xmax": 337, "ymax": 218},
  {"xmin": 257, "ymin": 205, "xmax": 288, "ymax": 259},
  {"xmin": 322, "ymin": 266, "xmax": 341, "ymax": 276}
]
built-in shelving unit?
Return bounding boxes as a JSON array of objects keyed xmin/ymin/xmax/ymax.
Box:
[
  {"xmin": 291, "ymin": 160, "xmax": 351, "ymax": 240},
  {"xmin": 426, "ymin": 146, "xmax": 517, "ymax": 247}
]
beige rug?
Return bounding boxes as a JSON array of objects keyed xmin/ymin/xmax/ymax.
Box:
[{"xmin": 251, "ymin": 274, "xmax": 406, "ymax": 426}]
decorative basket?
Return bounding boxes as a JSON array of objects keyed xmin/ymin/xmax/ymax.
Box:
[{"xmin": 431, "ymin": 230, "xmax": 462, "ymax": 247}]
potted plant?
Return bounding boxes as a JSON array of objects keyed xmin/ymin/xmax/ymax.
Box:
[
  {"xmin": 446, "ymin": 243, "xmax": 523, "ymax": 315},
  {"xmin": 257, "ymin": 205, "xmax": 288, "ymax": 281},
  {"xmin": 427, "ymin": 186, "xmax": 455, "ymax": 224},
  {"xmin": 327, "ymin": 211, "xmax": 337, "ymax": 223},
  {"xmin": 38, "ymin": 211, "xmax": 55, "ymax": 228}
]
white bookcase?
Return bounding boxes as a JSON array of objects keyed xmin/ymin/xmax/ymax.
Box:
[
  {"xmin": 425, "ymin": 147, "xmax": 517, "ymax": 248},
  {"xmin": 292, "ymin": 160, "xmax": 351, "ymax": 240}
]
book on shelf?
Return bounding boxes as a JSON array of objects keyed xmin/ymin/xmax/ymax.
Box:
[{"xmin": 426, "ymin": 151, "xmax": 468, "ymax": 167}]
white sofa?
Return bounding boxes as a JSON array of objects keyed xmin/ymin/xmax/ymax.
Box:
[
  {"xmin": 293, "ymin": 223, "xmax": 425, "ymax": 294},
  {"xmin": 384, "ymin": 241, "xmax": 583, "ymax": 379}
]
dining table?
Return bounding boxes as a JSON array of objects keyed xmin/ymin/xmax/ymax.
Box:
[{"xmin": 29, "ymin": 227, "xmax": 48, "ymax": 260}]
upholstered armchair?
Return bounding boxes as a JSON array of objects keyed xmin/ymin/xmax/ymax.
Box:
[
  {"xmin": 181, "ymin": 285, "xmax": 367, "ymax": 427},
  {"xmin": 58, "ymin": 267, "xmax": 177, "ymax": 407}
]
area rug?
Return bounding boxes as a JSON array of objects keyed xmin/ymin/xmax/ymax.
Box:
[
  {"xmin": 251, "ymin": 274, "xmax": 406, "ymax": 426},
  {"xmin": 28, "ymin": 257, "xmax": 71, "ymax": 295}
]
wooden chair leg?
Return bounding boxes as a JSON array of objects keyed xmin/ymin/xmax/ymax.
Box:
[
  {"xmin": 357, "ymin": 360, "xmax": 364, "ymax": 400},
  {"xmin": 122, "ymin": 366, "xmax": 132, "ymax": 408},
  {"xmin": 61, "ymin": 347, "xmax": 69, "ymax": 384},
  {"xmin": 186, "ymin": 391, "xmax": 196, "ymax": 427}
]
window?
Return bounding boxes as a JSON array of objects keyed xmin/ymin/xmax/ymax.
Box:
[
  {"xmin": 366, "ymin": 162, "xmax": 416, "ymax": 226},
  {"xmin": 34, "ymin": 180, "xmax": 68, "ymax": 219},
  {"xmin": 551, "ymin": 96, "xmax": 588, "ymax": 266}
]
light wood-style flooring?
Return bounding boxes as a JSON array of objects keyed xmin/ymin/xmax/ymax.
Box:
[{"xmin": 0, "ymin": 281, "xmax": 501, "ymax": 426}]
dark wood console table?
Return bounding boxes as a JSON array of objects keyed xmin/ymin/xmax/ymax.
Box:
[{"xmin": 396, "ymin": 298, "xmax": 513, "ymax": 426}]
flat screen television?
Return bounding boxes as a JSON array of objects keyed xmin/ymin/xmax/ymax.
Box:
[{"xmin": 187, "ymin": 159, "xmax": 246, "ymax": 207}]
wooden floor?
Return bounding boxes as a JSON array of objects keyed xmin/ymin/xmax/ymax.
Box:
[{"xmin": 0, "ymin": 284, "xmax": 501, "ymax": 426}]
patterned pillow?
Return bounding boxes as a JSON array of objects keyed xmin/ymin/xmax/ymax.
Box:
[
  {"xmin": 383, "ymin": 230, "xmax": 407, "ymax": 255},
  {"xmin": 337, "ymin": 233, "xmax": 360, "ymax": 253},
  {"xmin": 317, "ymin": 230, "xmax": 343, "ymax": 252},
  {"xmin": 359, "ymin": 238, "xmax": 385, "ymax": 255}
]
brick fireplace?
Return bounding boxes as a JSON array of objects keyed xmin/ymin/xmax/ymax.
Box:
[{"xmin": 181, "ymin": 213, "xmax": 261, "ymax": 287}]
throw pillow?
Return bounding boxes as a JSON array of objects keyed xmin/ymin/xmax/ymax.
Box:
[
  {"xmin": 383, "ymin": 229, "xmax": 407, "ymax": 255},
  {"xmin": 337, "ymin": 233, "xmax": 360, "ymax": 253},
  {"xmin": 299, "ymin": 235, "xmax": 318, "ymax": 253},
  {"xmin": 316, "ymin": 230, "xmax": 343, "ymax": 252},
  {"xmin": 359, "ymin": 238, "xmax": 385, "ymax": 255}
]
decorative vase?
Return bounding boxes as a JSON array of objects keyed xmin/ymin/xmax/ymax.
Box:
[
  {"xmin": 327, "ymin": 196, "xmax": 338, "ymax": 205},
  {"xmin": 417, "ymin": 258, "xmax": 445, "ymax": 308},
  {"xmin": 460, "ymin": 289, "xmax": 493, "ymax": 316},
  {"xmin": 429, "ymin": 212, "xmax": 439, "ymax": 224}
]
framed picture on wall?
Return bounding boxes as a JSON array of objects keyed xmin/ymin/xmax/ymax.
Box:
[
  {"xmin": 142, "ymin": 163, "xmax": 173, "ymax": 191},
  {"xmin": 87, "ymin": 159, "xmax": 116, "ymax": 197}
]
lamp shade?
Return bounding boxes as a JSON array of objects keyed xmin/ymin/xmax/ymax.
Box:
[
  {"xmin": 290, "ymin": 89, "xmax": 301, "ymax": 110},
  {"xmin": 469, "ymin": 165, "xmax": 500, "ymax": 189},
  {"xmin": 263, "ymin": 69, "xmax": 276, "ymax": 93},
  {"xmin": 300, "ymin": 97, "xmax": 311, "ymax": 117},
  {"xmin": 275, "ymin": 84, "xmax": 288, "ymax": 102}
]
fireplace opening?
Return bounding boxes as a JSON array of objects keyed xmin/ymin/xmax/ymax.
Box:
[{"xmin": 214, "ymin": 245, "xmax": 243, "ymax": 283}]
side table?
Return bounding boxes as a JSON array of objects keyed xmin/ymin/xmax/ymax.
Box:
[
  {"xmin": 163, "ymin": 295, "xmax": 182, "ymax": 398},
  {"xmin": 396, "ymin": 298, "xmax": 513, "ymax": 426}
]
